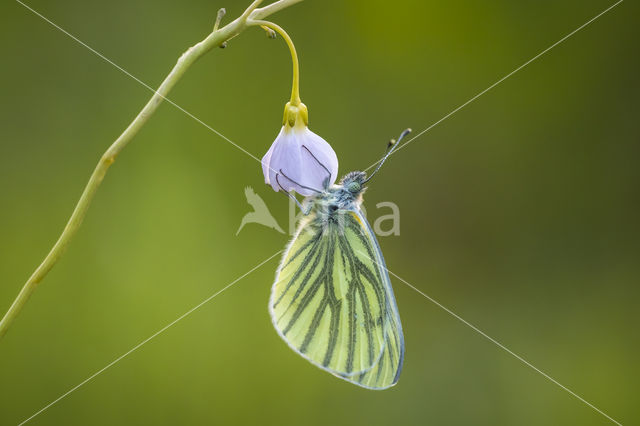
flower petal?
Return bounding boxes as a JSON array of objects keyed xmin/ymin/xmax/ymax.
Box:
[
  {"xmin": 262, "ymin": 125, "xmax": 339, "ymax": 196},
  {"xmin": 298, "ymin": 127, "xmax": 338, "ymax": 190}
]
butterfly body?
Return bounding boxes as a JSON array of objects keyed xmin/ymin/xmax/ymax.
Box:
[{"xmin": 269, "ymin": 170, "xmax": 405, "ymax": 389}]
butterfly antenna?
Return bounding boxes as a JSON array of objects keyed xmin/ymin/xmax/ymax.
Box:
[{"xmin": 363, "ymin": 128, "xmax": 411, "ymax": 184}]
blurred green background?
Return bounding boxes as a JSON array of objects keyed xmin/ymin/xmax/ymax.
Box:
[{"xmin": 1, "ymin": 0, "xmax": 638, "ymax": 424}]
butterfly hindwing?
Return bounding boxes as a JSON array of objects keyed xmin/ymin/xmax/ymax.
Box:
[{"xmin": 269, "ymin": 208, "xmax": 404, "ymax": 389}]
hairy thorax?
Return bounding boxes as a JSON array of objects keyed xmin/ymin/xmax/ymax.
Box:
[{"xmin": 305, "ymin": 185, "xmax": 364, "ymax": 230}]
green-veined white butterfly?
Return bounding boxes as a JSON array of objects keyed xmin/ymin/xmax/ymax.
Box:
[{"xmin": 269, "ymin": 129, "xmax": 411, "ymax": 389}]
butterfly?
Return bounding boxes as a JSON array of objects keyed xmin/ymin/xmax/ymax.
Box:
[{"xmin": 269, "ymin": 129, "xmax": 411, "ymax": 389}]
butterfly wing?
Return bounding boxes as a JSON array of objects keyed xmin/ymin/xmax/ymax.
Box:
[
  {"xmin": 269, "ymin": 208, "xmax": 404, "ymax": 389},
  {"xmin": 340, "ymin": 208, "xmax": 405, "ymax": 388}
]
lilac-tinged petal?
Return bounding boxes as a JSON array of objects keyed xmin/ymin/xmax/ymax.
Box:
[
  {"xmin": 261, "ymin": 130, "xmax": 278, "ymax": 184},
  {"xmin": 298, "ymin": 127, "xmax": 338, "ymax": 189},
  {"xmin": 261, "ymin": 125, "xmax": 339, "ymax": 197}
]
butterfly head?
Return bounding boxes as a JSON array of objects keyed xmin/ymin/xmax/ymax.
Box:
[
  {"xmin": 340, "ymin": 171, "xmax": 367, "ymax": 196},
  {"xmin": 313, "ymin": 129, "xmax": 411, "ymax": 213}
]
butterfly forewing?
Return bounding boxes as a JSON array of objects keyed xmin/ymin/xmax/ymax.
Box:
[{"xmin": 269, "ymin": 208, "xmax": 404, "ymax": 389}]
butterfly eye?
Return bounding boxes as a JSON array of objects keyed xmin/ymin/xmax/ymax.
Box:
[
  {"xmin": 328, "ymin": 204, "xmax": 338, "ymax": 213},
  {"xmin": 347, "ymin": 182, "xmax": 360, "ymax": 193}
]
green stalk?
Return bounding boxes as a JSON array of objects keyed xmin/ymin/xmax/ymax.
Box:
[{"xmin": 253, "ymin": 20, "xmax": 301, "ymax": 105}]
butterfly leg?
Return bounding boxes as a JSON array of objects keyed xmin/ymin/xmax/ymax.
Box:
[
  {"xmin": 301, "ymin": 145, "xmax": 332, "ymax": 190},
  {"xmin": 278, "ymin": 169, "xmax": 322, "ymax": 195},
  {"xmin": 276, "ymin": 174, "xmax": 312, "ymax": 215}
]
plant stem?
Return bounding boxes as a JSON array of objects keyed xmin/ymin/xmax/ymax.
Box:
[
  {"xmin": 253, "ymin": 20, "xmax": 301, "ymax": 105},
  {"xmin": 0, "ymin": 0, "xmax": 303, "ymax": 341}
]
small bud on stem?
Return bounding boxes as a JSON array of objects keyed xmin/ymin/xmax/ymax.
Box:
[{"xmin": 213, "ymin": 7, "xmax": 226, "ymax": 32}]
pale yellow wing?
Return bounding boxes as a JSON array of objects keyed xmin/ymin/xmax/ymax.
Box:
[{"xmin": 269, "ymin": 209, "xmax": 404, "ymax": 389}]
